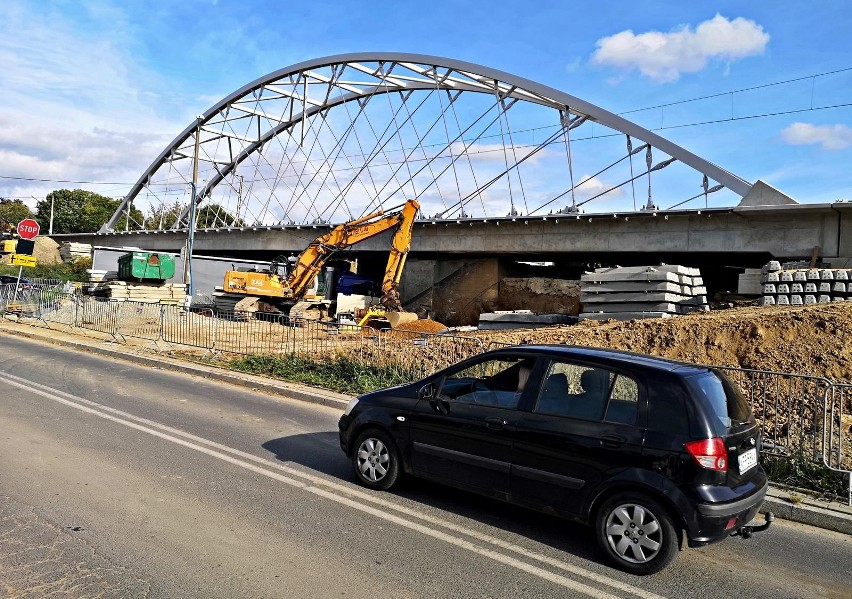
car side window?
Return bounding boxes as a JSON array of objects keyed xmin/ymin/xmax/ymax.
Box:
[
  {"xmin": 604, "ymin": 375, "xmax": 639, "ymax": 425},
  {"xmin": 536, "ymin": 362, "xmax": 639, "ymax": 424},
  {"xmin": 441, "ymin": 357, "xmax": 533, "ymax": 409}
]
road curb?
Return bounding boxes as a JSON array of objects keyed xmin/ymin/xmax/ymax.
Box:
[{"xmin": 762, "ymin": 488, "xmax": 852, "ymax": 535}]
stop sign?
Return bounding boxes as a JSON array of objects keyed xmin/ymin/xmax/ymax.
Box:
[{"xmin": 17, "ymin": 219, "xmax": 40, "ymax": 240}]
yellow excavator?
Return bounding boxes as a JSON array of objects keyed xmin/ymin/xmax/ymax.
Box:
[{"xmin": 219, "ymin": 200, "xmax": 420, "ymax": 326}]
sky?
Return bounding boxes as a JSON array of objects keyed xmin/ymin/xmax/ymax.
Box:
[{"xmin": 1, "ymin": 0, "xmax": 851, "ymax": 215}]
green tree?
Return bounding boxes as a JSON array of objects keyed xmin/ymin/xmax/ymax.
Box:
[
  {"xmin": 0, "ymin": 199, "xmax": 35, "ymax": 230},
  {"xmin": 36, "ymin": 189, "xmax": 143, "ymax": 233},
  {"xmin": 145, "ymin": 200, "xmax": 184, "ymax": 230},
  {"xmin": 195, "ymin": 202, "xmax": 244, "ymax": 228}
]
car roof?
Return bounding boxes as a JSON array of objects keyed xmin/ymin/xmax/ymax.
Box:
[{"xmin": 488, "ymin": 344, "xmax": 711, "ymax": 376}]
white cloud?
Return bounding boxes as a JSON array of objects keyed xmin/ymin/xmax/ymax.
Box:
[
  {"xmin": 591, "ymin": 14, "xmax": 769, "ymax": 82},
  {"xmin": 780, "ymin": 123, "xmax": 852, "ymax": 151},
  {"xmin": 447, "ymin": 142, "xmax": 549, "ymax": 164}
]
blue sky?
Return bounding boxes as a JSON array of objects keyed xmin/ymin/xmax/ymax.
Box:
[{"xmin": 1, "ymin": 0, "xmax": 851, "ymax": 210}]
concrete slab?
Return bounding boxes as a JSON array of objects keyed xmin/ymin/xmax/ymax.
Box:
[
  {"xmin": 582, "ymin": 271, "xmax": 681, "ymax": 283},
  {"xmin": 580, "ymin": 292, "xmax": 692, "ymax": 304},
  {"xmin": 580, "ymin": 281, "xmax": 687, "ymax": 294},
  {"xmin": 478, "ymin": 312, "xmax": 578, "ymax": 329},
  {"xmin": 579, "ymin": 312, "xmax": 672, "ymax": 321},
  {"xmin": 582, "ymin": 302, "xmax": 680, "ymax": 313}
]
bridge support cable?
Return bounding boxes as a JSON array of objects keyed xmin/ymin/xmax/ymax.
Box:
[
  {"xmin": 530, "ymin": 139, "xmax": 647, "ymax": 215},
  {"xmin": 627, "ymin": 136, "xmax": 637, "ymax": 211}
]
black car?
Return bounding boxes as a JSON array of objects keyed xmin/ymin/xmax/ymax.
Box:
[
  {"xmin": 0, "ymin": 275, "xmax": 33, "ymax": 289},
  {"xmin": 339, "ymin": 345, "xmax": 772, "ymax": 574}
]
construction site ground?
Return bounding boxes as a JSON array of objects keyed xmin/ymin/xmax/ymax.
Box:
[{"xmin": 470, "ymin": 302, "xmax": 852, "ymax": 384}]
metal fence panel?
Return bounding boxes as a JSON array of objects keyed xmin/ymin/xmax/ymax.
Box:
[
  {"xmin": 116, "ymin": 302, "xmax": 162, "ymax": 342},
  {"xmin": 163, "ymin": 306, "xmax": 215, "ymax": 349},
  {"xmin": 76, "ymin": 298, "xmax": 120, "ymax": 337}
]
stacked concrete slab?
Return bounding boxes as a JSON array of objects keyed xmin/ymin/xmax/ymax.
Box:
[
  {"xmin": 759, "ymin": 261, "xmax": 851, "ymax": 306},
  {"xmin": 579, "ymin": 265, "xmax": 708, "ymax": 321},
  {"xmin": 60, "ymin": 242, "xmax": 92, "ymax": 263},
  {"xmin": 89, "ymin": 281, "xmax": 187, "ymax": 305},
  {"xmin": 478, "ymin": 310, "xmax": 577, "ymax": 330}
]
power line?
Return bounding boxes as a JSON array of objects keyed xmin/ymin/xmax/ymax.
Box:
[{"xmin": 1, "ymin": 65, "xmax": 851, "ymax": 191}]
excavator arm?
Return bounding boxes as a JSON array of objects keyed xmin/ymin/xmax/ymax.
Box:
[{"xmin": 283, "ymin": 199, "xmax": 420, "ymax": 304}]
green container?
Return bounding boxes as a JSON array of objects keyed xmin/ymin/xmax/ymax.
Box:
[{"xmin": 117, "ymin": 252, "xmax": 176, "ymax": 282}]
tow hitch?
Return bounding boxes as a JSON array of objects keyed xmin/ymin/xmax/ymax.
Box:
[{"xmin": 731, "ymin": 511, "xmax": 774, "ymax": 539}]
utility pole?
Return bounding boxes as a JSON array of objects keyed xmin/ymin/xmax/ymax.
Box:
[{"xmin": 185, "ymin": 116, "xmax": 202, "ymax": 308}]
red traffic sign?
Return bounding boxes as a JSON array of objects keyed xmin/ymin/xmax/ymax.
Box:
[{"xmin": 17, "ymin": 218, "xmax": 40, "ymax": 240}]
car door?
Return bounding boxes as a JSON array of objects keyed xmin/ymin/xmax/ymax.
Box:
[
  {"xmin": 510, "ymin": 360, "xmax": 646, "ymax": 516},
  {"xmin": 408, "ymin": 354, "xmax": 539, "ymax": 498}
]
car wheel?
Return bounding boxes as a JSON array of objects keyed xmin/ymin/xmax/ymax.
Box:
[
  {"xmin": 352, "ymin": 429, "xmax": 401, "ymax": 490},
  {"xmin": 595, "ymin": 493, "xmax": 679, "ymax": 575}
]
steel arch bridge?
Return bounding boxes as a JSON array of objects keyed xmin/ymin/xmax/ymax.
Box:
[{"xmin": 103, "ymin": 52, "xmax": 756, "ymax": 233}]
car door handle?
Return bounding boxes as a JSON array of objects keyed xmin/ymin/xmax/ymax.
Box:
[
  {"xmin": 599, "ymin": 435, "xmax": 624, "ymax": 448},
  {"xmin": 485, "ymin": 417, "xmax": 508, "ymax": 430}
]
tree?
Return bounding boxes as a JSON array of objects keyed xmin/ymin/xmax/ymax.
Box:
[
  {"xmin": 195, "ymin": 202, "xmax": 245, "ymax": 228},
  {"xmin": 145, "ymin": 200, "xmax": 184, "ymax": 230},
  {"xmin": 0, "ymin": 199, "xmax": 35, "ymax": 230},
  {"xmin": 36, "ymin": 189, "xmax": 143, "ymax": 233}
]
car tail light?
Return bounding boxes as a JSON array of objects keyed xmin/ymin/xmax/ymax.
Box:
[{"xmin": 685, "ymin": 438, "xmax": 728, "ymax": 472}]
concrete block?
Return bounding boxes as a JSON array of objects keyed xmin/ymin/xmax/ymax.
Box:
[
  {"xmin": 580, "ymin": 281, "xmax": 686, "ymax": 294},
  {"xmin": 766, "ymin": 272, "xmax": 780, "ymax": 282},
  {"xmin": 592, "ymin": 265, "xmax": 699, "ymax": 276},
  {"xmin": 836, "ymin": 270, "xmax": 849, "ymax": 281},
  {"xmin": 807, "ymin": 270, "xmax": 821, "ymax": 280},
  {"xmin": 581, "ymin": 271, "xmax": 680, "ymax": 284},
  {"xmin": 763, "ymin": 283, "xmax": 777, "ymax": 294},
  {"xmin": 781, "ymin": 271, "xmax": 794, "ymax": 282},
  {"xmin": 478, "ymin": 312, "xmax": 578, "ymax": 329},
  {"xmin": 820, "ymin": 282, "xmax": 832, "ymax": 293},
  {"xmin": 579, "ymin": 311, "xmax": 672, "ymax": 321},
  {"xmin": 777, "ymin": 283, "xmax": 790, "ymax": 294},
  {"xmin": 794, "ymin": 271, "xmax": 808, "ymax": 282},
  {"xmin": 791, "ymin": 295, "xmax": 803, "ymax": 305},
  {"xmin": 581, "ymin": 301, "xmax": 680, "ymax": 313},
  {"xmin": 833, "ymin": 282, "xmax": 846, "ymax": 293},
  {"xmin": 832, "ymin": 296, "xmax": 846, "ymax": 302},
  {"xmin": 580, "ymin": 292, "xmax": 689, "ymax": 304},
  {"xmin": 690, "ymin": 286, "xmax": 708, "ymax": 296},
  {"xmin": 766, "ymin": 260, "xmax": 782, "ymax": 271},
  {"xmin": 759, "ymin": 296, "xmax": 775, "ymax": 306},
  {"xmin": 777, "ymin": 295, "xmax": 790, "ymax": 305},
  {"xmin": 805, "ymin": 295, "xmax": 817, "ymax": 304},
  {"xmin": 806, "ymin": 283, "xmax": 818, "ymax": 293},
  {"xmin": 737, "ymin": 270, "xmax": 763, "ymax": 295},
  {"xmin": 820, "ymin": 269, "xmax": 835, "ymax": 280},
  {"xmin": 819, "ymin": 295, "xmax": 831, "ymax": 303},
  {"xmin": 791, "ymin": 283, "xmax": 804, "ymax": 293}
]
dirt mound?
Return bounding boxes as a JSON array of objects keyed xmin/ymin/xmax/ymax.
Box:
[
  {"xmin": 474, "ymin": 303, "xmax": 852, "ymax": 382},
  {"xmin": 395, "ymin": 319, "xmax": 449, "ymax": 334}
]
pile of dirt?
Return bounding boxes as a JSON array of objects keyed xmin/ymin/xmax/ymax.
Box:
[
  {"xmin": 474, "ymin": 303, "xmax": 852, "ymax": 383},
  {"xmin": 33, "ymin": 237, "xmax": 61, "ymax": 265},
  {"xmin": 388, "ymin": 318, "xmax": 450, "ymax": 340}
]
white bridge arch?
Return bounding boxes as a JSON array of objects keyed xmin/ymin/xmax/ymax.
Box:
[{"xmin": 103, "ymin": 52, "xmax": 755, "ymax": 233}]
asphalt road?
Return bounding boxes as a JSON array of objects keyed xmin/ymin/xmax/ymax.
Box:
[{"xmin": 1, "ymin": 334, "xmax": 850, "ymax": 599}]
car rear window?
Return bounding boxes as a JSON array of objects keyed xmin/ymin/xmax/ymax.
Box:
[{"xmin": 687, "ymin": 372, "xmax": 753, "ymax": 431}]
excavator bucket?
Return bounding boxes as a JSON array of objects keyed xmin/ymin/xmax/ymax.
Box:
[{"xmin": 386, "ymin": 311, "xmax": 418, "ymax": 328}]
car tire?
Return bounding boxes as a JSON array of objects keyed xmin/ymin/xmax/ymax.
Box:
[
  {"xmin": 352, "ymin": 428, "xmax": 401, "ymax": 491},
  {"xmin": 595, "ymin": 492, "xmax": 679, "ymax": 575}
]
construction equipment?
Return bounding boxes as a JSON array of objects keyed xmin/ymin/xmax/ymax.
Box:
[{"xmin": 218, "ymin": 200, "xmax": 420, "ymax": 323}]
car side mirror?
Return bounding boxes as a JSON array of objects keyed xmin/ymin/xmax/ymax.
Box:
[{"xmin": 418, "ymin": 383, "xmax": 436, "ymax": 400}]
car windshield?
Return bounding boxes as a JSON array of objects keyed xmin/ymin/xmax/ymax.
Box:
[{"xmin": 688, "ymin": 372, "xmax": 753, "ymax": 431}]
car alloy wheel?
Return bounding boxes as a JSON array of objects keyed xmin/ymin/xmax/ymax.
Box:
[
  {"xmin": 596, "ymin": 493, "xmax": 678, "ymax": 575},
  {"xmin": 352, "ymin": 429, "xmax": 401, "ymax": 490}
]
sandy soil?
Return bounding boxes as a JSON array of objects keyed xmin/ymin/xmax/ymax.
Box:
[{"xmin": 471, "ymin": 302, "xmax": 852, "ymax": 383}]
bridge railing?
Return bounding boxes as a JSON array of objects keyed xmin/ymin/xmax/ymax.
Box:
[{"xmin": 4, "ymin": 293, "xmax": 850, "ymax": 503}]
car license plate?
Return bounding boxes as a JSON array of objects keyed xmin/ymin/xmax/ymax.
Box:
[{"xmin": 738, "ymin": 448, "xmax": 757, "ymax": 473}]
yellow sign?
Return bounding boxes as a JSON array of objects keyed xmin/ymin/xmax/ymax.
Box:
[{"xmin": 10, "ymin": 254, "xmax": 37, "ymax": 267}]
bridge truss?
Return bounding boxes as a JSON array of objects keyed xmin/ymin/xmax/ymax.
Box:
[{"xmin": 103, "ymin": 53, "xmax": 753, "ymax": 232}]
